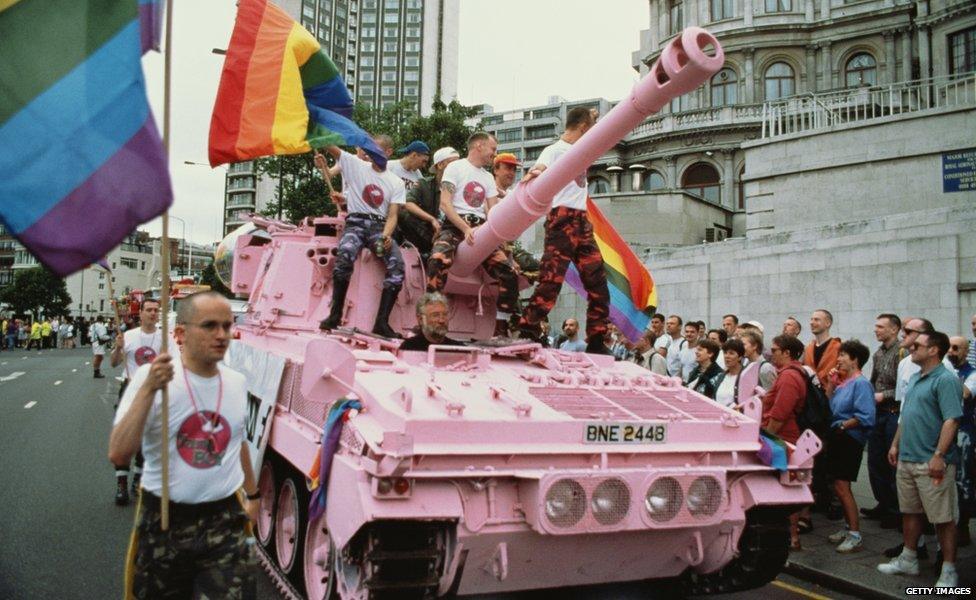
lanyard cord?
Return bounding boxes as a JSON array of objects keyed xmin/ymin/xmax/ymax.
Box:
[{"xmin": 182, "ymin": 363, "xmax": 223, "ymax": 429}]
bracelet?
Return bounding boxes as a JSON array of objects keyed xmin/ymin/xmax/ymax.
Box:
[{"xmin": 245, "ymin": 490, "xmax": 261, "ymax": 500}]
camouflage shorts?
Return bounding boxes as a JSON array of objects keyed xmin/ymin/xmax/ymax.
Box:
[
  {"xmin": 334, "ymin": 213, "xmax": 404, "ymax": 290},
  {"xmin": 132, "ymin": 494, "xmax": 256, "ymax": 599}
]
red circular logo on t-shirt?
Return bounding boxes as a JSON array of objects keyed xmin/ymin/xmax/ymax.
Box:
[
  {"xmin": 176, "ymin": 411, "xmax": 232, "ymax": 469},
  {"xmin": 463, "ymin": 181, "xmax": 486, "ymax": 207},
  {"xmin": 362, "ymin": 184, "xmax": 385, "ymax": 208},
  {"xmin": 574, "ymin": 171, "xmax": 587, "ymax": 188},
  {"xmin": 134, "ymin": 346, "xmax": 157, "ymax": 367}
]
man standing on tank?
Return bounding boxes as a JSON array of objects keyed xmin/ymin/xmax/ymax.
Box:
[
  {"xmin": 109, "ymin": 292, "xmax": 259, "ymax": 598},
  {"xmin": 426, "ymin": 131, "xmax": 519, "ymax": 337},
  {"xmin": 516, "ymin": 108, "xmax": 611, "ymax": 354},
  {"xmin": 316, "ymin": 139, "xmax": 407, "ymax": 338}
]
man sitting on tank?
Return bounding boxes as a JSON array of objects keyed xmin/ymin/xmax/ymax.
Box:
[
  {"xmin": 400, "ymin": 292, "xmax": 466, "ymax": 351},
  {"xmin": 315, "ymin": 137, "xmax": 406, "ymax": 338}
]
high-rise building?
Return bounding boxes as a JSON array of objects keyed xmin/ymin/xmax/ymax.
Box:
[
  {"xmin": 299, "ymin": 0, "xmax": 459, "ymax": 114},
  {"xmin": 221, "ymin": 0, "xmax": 460, "ymax": 239}
]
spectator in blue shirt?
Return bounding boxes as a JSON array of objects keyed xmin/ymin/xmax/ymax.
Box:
[{"xmin": 822, "ymin": 339, "xmax": 876, "ymax": 553}]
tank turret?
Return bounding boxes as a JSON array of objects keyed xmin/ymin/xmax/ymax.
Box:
[{"xmin": 221, "ymin": 28, "xmax": 822, "ymax": 600}]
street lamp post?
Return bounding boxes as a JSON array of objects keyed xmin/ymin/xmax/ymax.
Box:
[{"xmin": 168, "ymin": 215, "xmax": 189, "ymax": 281}]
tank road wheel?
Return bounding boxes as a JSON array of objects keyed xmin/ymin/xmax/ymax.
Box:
[
  {"xmin": 275, "ymin": 476, "xmax": 309, "ymax": 587},
  {"xmin": 304, "ymin": 517, "xmax": 337, "ymax": 600},
  {"xmin": 256, "ymin": 460, "xmax": 277, "ymax": 554}
]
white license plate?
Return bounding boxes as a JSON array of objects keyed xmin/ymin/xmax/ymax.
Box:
[{"xmin": 583, "ymin": 422, "xmax": 668, "ymax": 444}]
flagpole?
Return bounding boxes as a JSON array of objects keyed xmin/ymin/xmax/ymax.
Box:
[{"xmin": 158, "ymin": 0, "xmax": 175, "ymax": 532}]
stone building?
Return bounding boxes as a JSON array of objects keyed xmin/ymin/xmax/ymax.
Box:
[{"xmin": 526, "ymin": 0, "xmax": 976, "ymax": 340}]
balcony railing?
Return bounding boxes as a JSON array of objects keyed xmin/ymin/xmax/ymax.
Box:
[
  {"xmin": 761, "ymin": 72, "xmax": 976, "ymax": 139},
  {"xmin": 628, "ymin": 103, "xmax": 764, "ymax": 139}
]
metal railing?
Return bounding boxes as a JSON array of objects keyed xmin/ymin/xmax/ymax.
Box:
[
  {"xmin": 628, "ymin": 103, "xmax": 764, "ymax": 138},
  {"xmin": 761, "ymin": 72, "xmax": 976, "ymax": 138}
]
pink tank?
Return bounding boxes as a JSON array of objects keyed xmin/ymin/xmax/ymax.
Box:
[{"xmin": 221, "ymin": 28, "xmax": 821, "ymax": 599}]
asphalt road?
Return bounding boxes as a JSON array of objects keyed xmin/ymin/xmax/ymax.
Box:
[{"xmin": 0, "ymin": 347, "xmax": 851, "ymax": 600}]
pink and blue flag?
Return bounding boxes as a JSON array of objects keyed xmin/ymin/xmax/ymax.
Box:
[
  {"xmin": 0, "ymin": 0, "xmax": 172, "ymax": 277},
  {"xmin": 139, "ymin": 0, "xmax": 165, "ymax": 53}
]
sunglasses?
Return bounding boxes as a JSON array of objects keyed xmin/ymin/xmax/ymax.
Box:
[
  {"xmin": 911, "ymin": 342, "xmax": 929, "ymax": 350},
  {"xmin": 902, "ymin": 328, "xmax": 920, "ymax": 335}
]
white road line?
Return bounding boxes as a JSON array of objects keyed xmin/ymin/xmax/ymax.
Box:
[
  {"xmin": 1, "ymin": 362, "xmax": 7, "ymax": 365},
  {"xmin": 24, "ymin": 401, "xmax": 36, "ymax": 409},
  {"xmin": 54, "ymin": 380, "xmax": 62, "ymax": 386},
  {"xmin": 72, "ymin": 369, "xmax": 78, "ymax": 373},
  {"xmin": 85, "ymin": 361, "xmax": 90, "ymax": 365},
  {"xmin": 0, "ymin": 371, "xmax": 26, "ymax": 382}
]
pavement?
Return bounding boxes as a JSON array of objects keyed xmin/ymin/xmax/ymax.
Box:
[{"xmin": 784, "ymin": 457, "xmax": 975, "ymax": 599}]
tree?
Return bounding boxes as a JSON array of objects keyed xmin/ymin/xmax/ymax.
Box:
[
  {"xmin": 0, "ymin": 267, "xmax": 72, "ymax": 319},
  {"xmin": 199, "ymin": 261, "xmax": 234, "ymax": 299},
  {"xmin": 254, "ymin": 98, "xmax": 483, "ymax": 223}
]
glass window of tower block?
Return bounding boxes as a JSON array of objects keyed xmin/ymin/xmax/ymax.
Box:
[
  {"xmin": 764, "ymin": 0, "xmax": 791, "ymax": 12},
  {"xmin": 641, "ymin": 170, "xmax": 667, "ymax": 191},
  {"xmin": 669, "ymin": 0, "xmax": 683, "ymax": 35},
  {"xmin": 710, "ymin": 68, "xmax": 737, "ymax": 106},
  {"xmin": 711, "ymin": 0, "xmax": 732, "ymax": 21},
  {"xmin": 587, "ymin": 177, "xmax": 611, "ymax": 195},
  {"xmin": 763, "ymin": 62, "xmax": 795, "ymax": 100},
  {"xmin": 845, "ymin": 53, "xmax": 877, "ymax": 86}
]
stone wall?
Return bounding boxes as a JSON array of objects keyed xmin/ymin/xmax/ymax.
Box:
[{"xmin": 546, "ymin": 204, "xmax": 976, "ymax": 345}]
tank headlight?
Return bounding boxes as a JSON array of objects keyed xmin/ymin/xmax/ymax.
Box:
[
  {"xmin": 645, "ymin": 477, "xmax": 683, "ymax": 522},
  {"xmin": 545, "ymin": 479, "xmax": 586, "ymax": 528},
  {"xmin": 591, "ymin": 478, "xmax": 631, "ymax": 526},
  {"xmin": 687, "ymin": 476, "xmax": 722, "ymax": 517}
]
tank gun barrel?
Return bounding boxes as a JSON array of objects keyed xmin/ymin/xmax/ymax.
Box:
[{"xmin": 451, "ymin": 28, "xmax": 724, "ymax": 277}]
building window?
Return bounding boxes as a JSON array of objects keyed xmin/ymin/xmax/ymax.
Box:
[
  {"xmin": 405, "ymin": 56, "xmax": 419, "ymax": 66},
  {"xmin": 405, "ymin": 41, "xmax": 420, "ymax": 52},
  {"xmin": 361, "ymin": 56, "xmax": 374, "ymax": 66},
  {"xmin": 407, "ymin": 12, "xmax": 421, "ymax": 23},
  {"xmin": 682, "ymin": 163, "xmax": 721, "ymax": 203},
  {"xmin": 405, "ymin": 86, "xmax": 418, "ymax": 96},
  {"xmin": 383, "ymin": 13, "xmax": 398, "ymax": 23},
  {"xmin": 763, "ymin": 62, "xmax": 795, "ymax": 100},
  {"xmin": 588, "ymin": 177, "xmax": 611, "ymax": 195},
  {"xmin": 383, "ymin": 42, "xmax": 397, "ymax": 51},
  {"xmin": 362, "ymin": 27, "xmax": 376, "ymax": 38},
  {"xmin": 120, "ymin": 257, "xmax": 138, "ymax": 269},
  {"xmin": 737, "ymin": 165, "xmax": 746, "ymax": 209},
  {"xmin": 710, "ymin": 0, "xmax": 732, "ymax": 21},
  {"xmin": 404, "ymin": 70, "xmax": 419, "ymax": 81},
  {"xmin": 362, "ymin": 42, "xmax": 376, "ymax": 52},
  {"xmin": 949, "ymin": 26, "xmax": 976, "ymax": 75},
  {"xmin": 360, "ymin": 85, "xmax": 374, "ymax": 96},
  {"xmin": 384, "ymin": 26, "xmax": 398, "ymax": 37},
  {"xmin": 764, "ymin": 0, "xmax": 791, "ymax": 12},
  {"xmin": 525, "ymin": 146, "xmax": 544, "ymax": 161},
  {"xmin": 406, "ymin": 27, "xmax": 421, "ymax": 38},
  {"xmin": 384, "ymin": 0, "xmax": 399, "ymax": 7},
  {"xmin": 495, "ymin": 128, "xmax": 522, "ymax": 143},
  {"xmin": 669, "ymin": 0, "xmax": 683, "ymax": 35},
  {"xmin": 845, "ymin": 53, "xmax": 877, "ymax": 87},
  {"xmin": 710, "ymin": 68, "xmax": 737, "ymax": 106},
  {"xmin": 641, "ymin": 170, "xmax": 667, "ymax": 191},
  {"xmin": 360, "ymin": 71, "xmax": 374, "ymax": 81},
  {"xmin": 381, "ymin": 85, "xmax": 396, "ymax": 96},
  {"xmin": 526, "ymin": 124, "xmax": 556, "ymax": 140},
  {"xmin": 382, "ymin": 56, "xmax": 397, "ymax": 66},
  {"xmin": 382, "ymin": 71, "xmax": 397, "ymax": 81},
  {"xmin": 532, "ymin": 107, "xmax": 560, "ymax": 119},
  {"xmin": 362, "ymin": 12, "xmax": 376, "ymax": 23}
]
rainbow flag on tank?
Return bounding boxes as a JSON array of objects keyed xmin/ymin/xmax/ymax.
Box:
[
  {"xmin": 564, "ymin": 198, "xmax": 658, "ymax": 343},
  {"xmin": 0, "ymin": 0, "xmax": 172, "ymax": 277},
  {"xmin": 208, "ymin": 0, "xmax": 386, "ymax": 169}
]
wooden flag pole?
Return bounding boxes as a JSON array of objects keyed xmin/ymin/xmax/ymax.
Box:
[{"xmin": 158, "ymin": 0, "xmax": 175, "ymax": 531}]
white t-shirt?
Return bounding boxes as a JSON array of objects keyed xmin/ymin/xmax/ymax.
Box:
[
  {"xmin": 338, "ymin": 151, "xmax": 406, "ymax": 218},
  {"xmin": 679, "ymin": 344, "xmax": 698, "ymax": 381},
  {"xmin": 653, "ymin": 334, "xmax": 669, "ymax": 352},
  {"xmin": 895, "ymin": 354, "xmax": 954, "ymax": 403},
  {"xmin": 714, "ymin": 375, "xmax": 737, "ymax": 408},
  {"xmin": 535, "ymin": 138, "xmax": 588, "ymax": 211},
  {"xmin": 122, "ymin": 327, "xmax": 162, "ymax": 379},
  {"xmin": 91, "ymin": 322, "xmax": 109, "ymax": 355},
  {"xmin": 442, "ymin": 158, "xmax": 497, "ymax": 218},
  {"xmin": 666, "ymin": 336, "xmax": 686, "ymax": 377},
  {"xmin": 386, "ymin": 159, "xmax": 422, "ymax": 188},
  {"xmin": 114, "ymin": 358, "xmax": 248, "ymax": 503}
]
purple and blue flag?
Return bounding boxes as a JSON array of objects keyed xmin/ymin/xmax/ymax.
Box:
[{"xmin": 0, "ymin": 0, "xmax": 172, "ymax": 277}]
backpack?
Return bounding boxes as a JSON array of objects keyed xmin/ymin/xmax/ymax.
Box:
[{"xmin": 786, "ymin": 365, "xmax": 832, "ymax": 434}]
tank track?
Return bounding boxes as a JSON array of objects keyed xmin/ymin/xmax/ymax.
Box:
[
  {"xmin": 679, "ymin": 506, "xmax": 793, "ymax": 596},
  {"xmin": 256, "ymin": 541, "xmax": 304, "ymax": 600}
]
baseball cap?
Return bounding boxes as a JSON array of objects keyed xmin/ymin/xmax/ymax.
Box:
[
  {"xmin": 397, "ymin": 140, "xmax": 431, "ymax": 155},
  {"xmin": 493, "ymin": 153, "xmax": 522, "ymax": 167},
  {"xmin": 746, "ymin": 320, "xmax": 765, "ymax": 334},
  {"xmin": 430, "ymin": 146, "xmax": 460, "ymax": 170}
]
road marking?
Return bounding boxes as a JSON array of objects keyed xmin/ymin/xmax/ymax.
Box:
[
  {"xmin": 72, "ymin": 369, "xmax": 78, "ymax": 373},
  {"xmin": 85, "ymin": 361, "xmax": 90, "ymax": 365},
  {"xmin": 1, "ymin": 361, "xmax": 6, "ymax": 365},
  {"xmin": 54, "ymin": 380, "xmax": 62, "ymax": 386},
  {"xmin": 772, "ymin": 579, "xmax": 832, "ymax": 600},
  {"xmin": 0, "ymin": 371, "xmax": 25, "ymax": 382},
  {"xmin": 24, "ymin": 401, "xmax": 36, "ymax": 409}
]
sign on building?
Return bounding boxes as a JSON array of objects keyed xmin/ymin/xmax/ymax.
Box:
[{"xmin": 942, "ymin": 148, "xmax": 976, "ymax": 193}]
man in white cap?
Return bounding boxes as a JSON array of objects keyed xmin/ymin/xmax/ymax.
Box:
[{"xmin": 396, "ymin": 147, "xmax": 459, "ymax": 261}]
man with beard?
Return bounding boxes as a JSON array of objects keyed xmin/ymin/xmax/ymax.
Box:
[{"xmin": 400, "ymin": 293, "xmax": 465, "ymax": 351}]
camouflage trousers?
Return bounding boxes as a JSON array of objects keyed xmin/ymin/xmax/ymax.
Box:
[
  {"xmin": 335, "ymin": 213, "xmax": 404, "ymax": 291},
  {"xmin": 426, "ymin": 222, "xmax": 520, "ymax": 315},
  {"xmin": 131, "ymin": 493, "xmax": 255, "ymax": 599},
  {"xmin": 518, "ymin": 207, "xmax": 610, "ymax": 340}
]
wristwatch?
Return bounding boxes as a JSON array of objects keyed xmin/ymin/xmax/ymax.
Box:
[{"xmin": 245, "ymin": 490, "xmax": 261, "ymax": 500}]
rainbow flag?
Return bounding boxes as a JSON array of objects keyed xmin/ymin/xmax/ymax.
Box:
[
  {"xmin": 0, "ymin": 0, "xmax": 172, "ymax": 277},
  {"xmin": 209, "ymin": 0, "xmax": 385, "ymax": 169},
  {"xmin": 138, "ymin": 0, "xmax": 164, "ymax": 53},
  {"xmin": 565, "ymin": 197, "xmax": 657, "ymax": 342}
]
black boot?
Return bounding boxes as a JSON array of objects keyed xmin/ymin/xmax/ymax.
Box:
[
  {"xmin": 371, "ymin": 287, "xmax": 401, "ymax": 338},
  {"xmin": 320, "ymin": 277, "xmax": 350, "ymax": 331},
  {"xmin": 94, "ymin": 370, "xmax": 105, "ymax": 379},
  {"xmin": 115, "ymin": 476, "xmax": 129, "ymax": 506},
  {"xmin": 493, "ymin": 319, "xmax": 509, "ymax": 338}
]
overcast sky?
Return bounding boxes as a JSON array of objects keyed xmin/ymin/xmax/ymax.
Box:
[{"xmin": 140, "ymin": 0, "xmax": 648, "ymax": 245}]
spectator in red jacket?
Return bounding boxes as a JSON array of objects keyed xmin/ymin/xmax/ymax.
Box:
[{"xmin": 764, "ymin": 334, "xmax": 808, "ymax": 550}]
